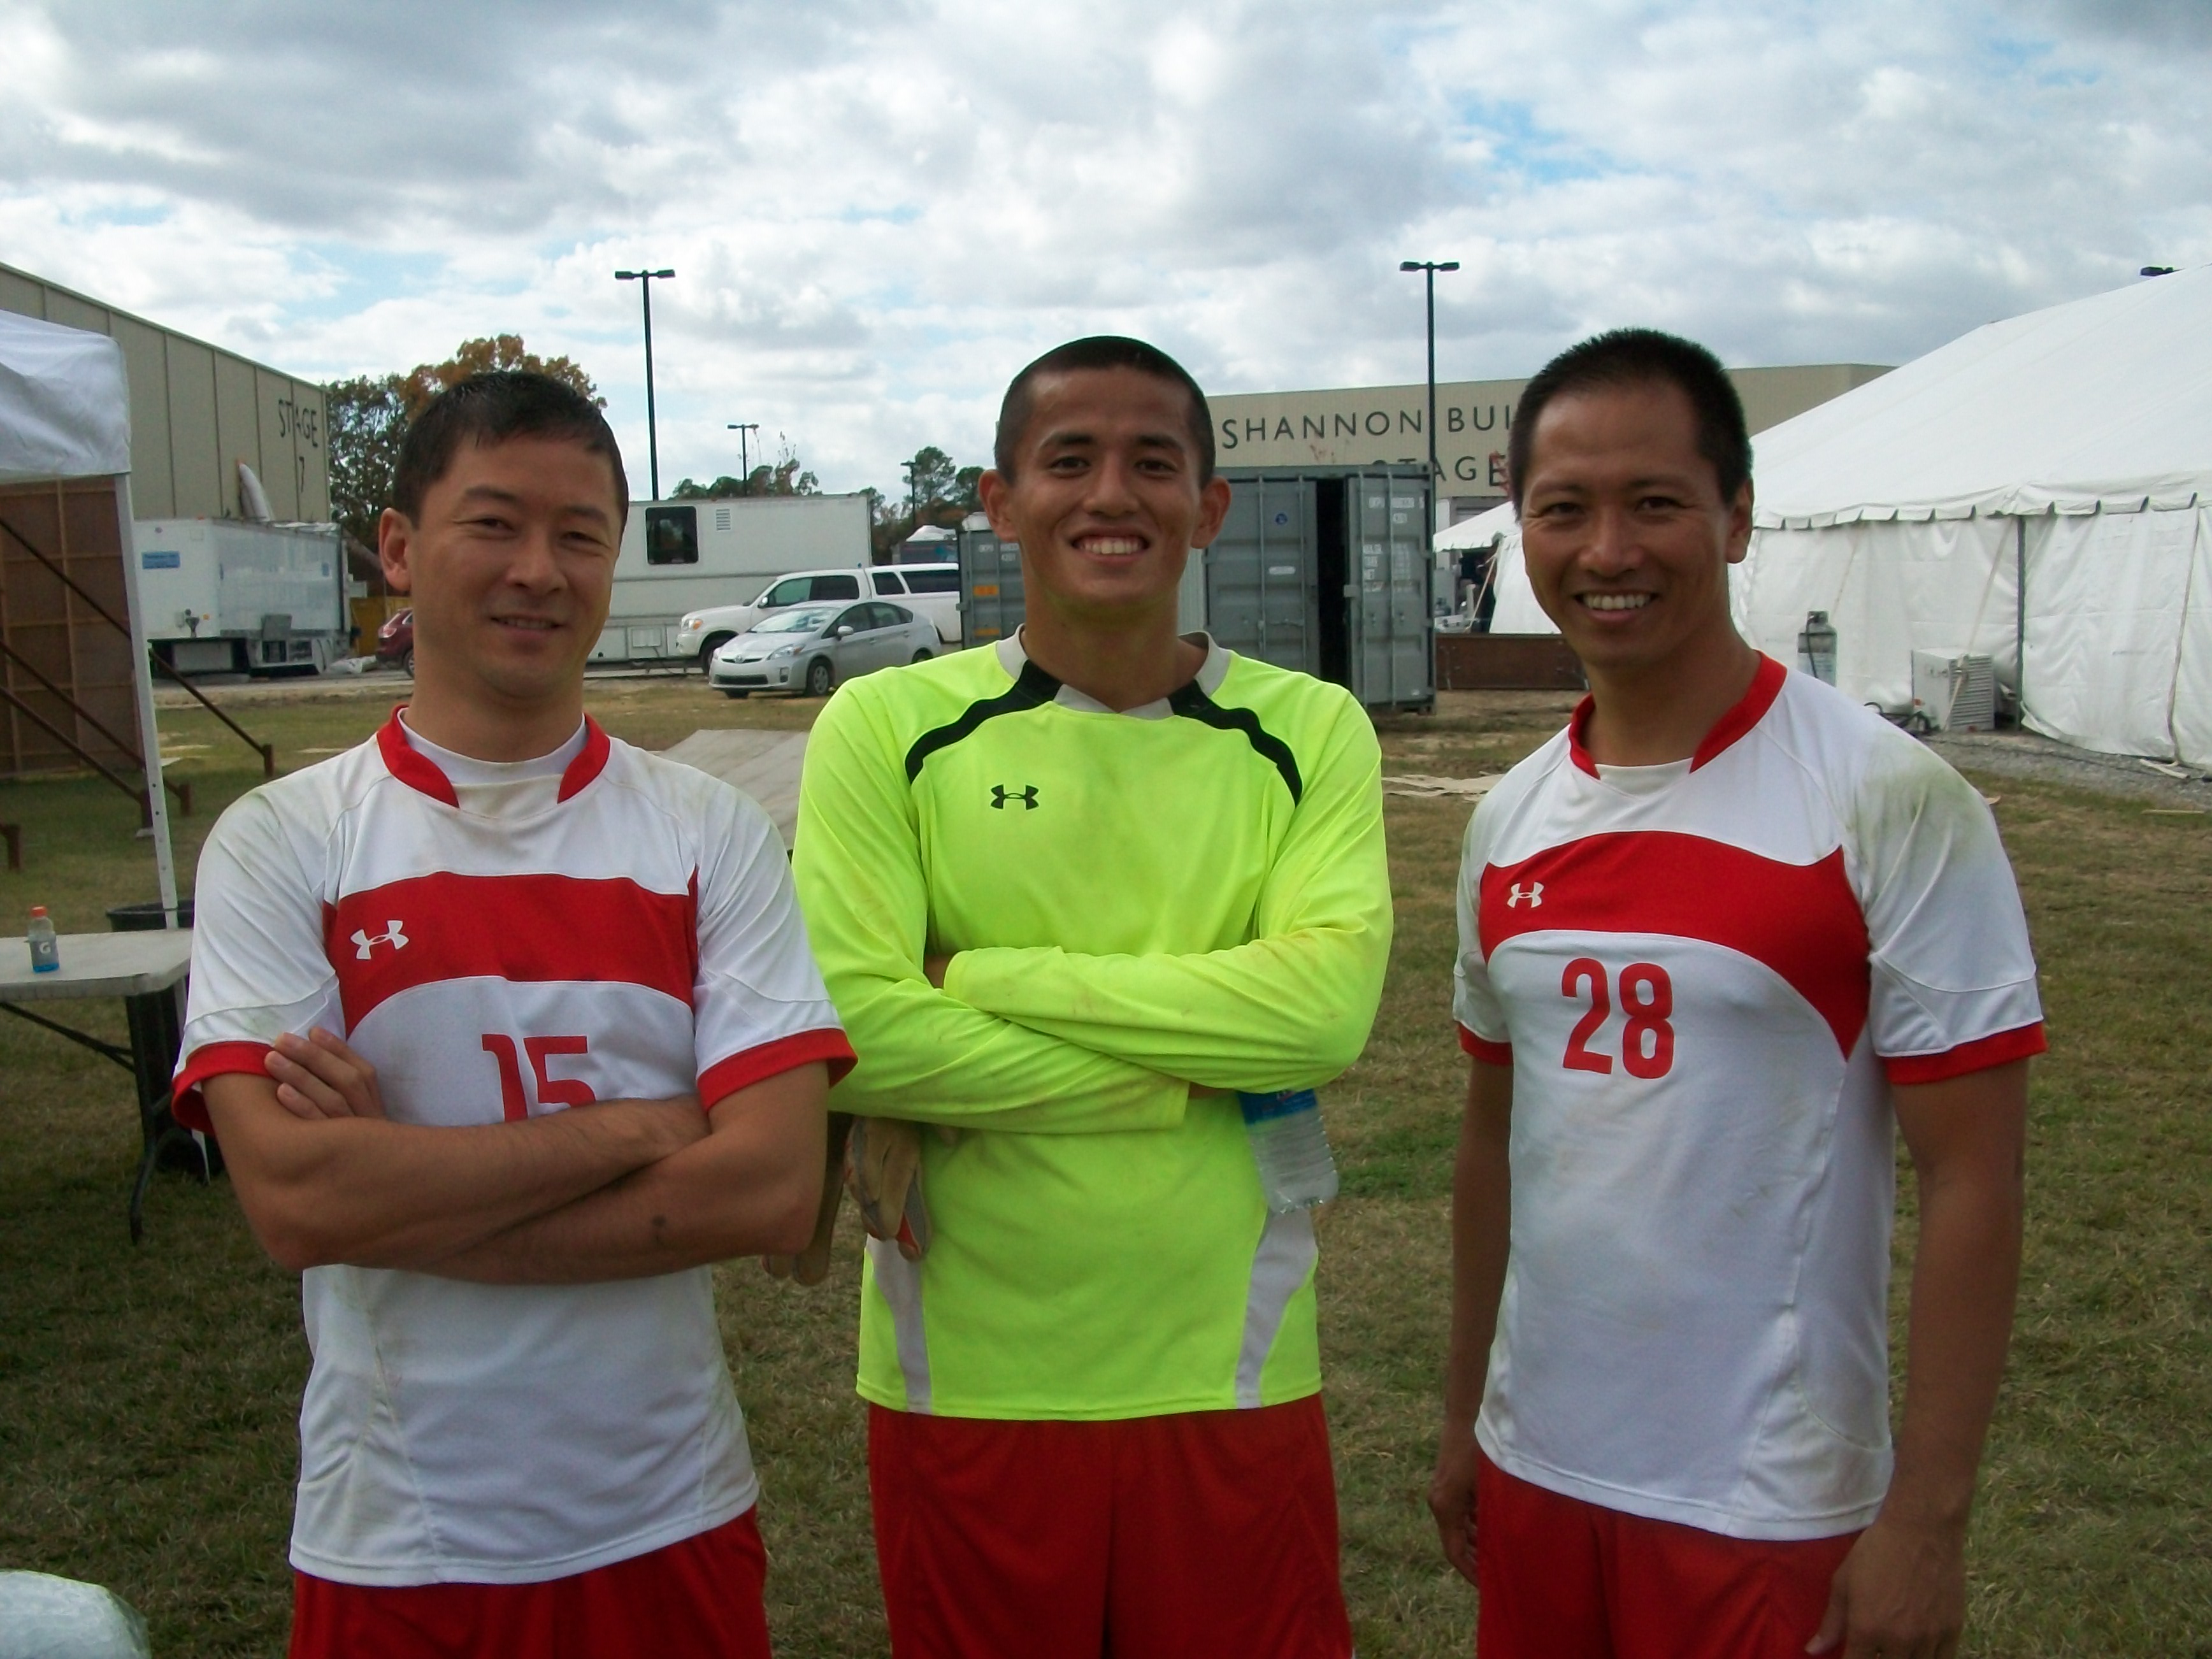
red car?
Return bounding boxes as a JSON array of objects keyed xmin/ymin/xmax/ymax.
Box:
[{"xmin": 375, "ymin": 608, "xmax": 415, "ymax": 674}]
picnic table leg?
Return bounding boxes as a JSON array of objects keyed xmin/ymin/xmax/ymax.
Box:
[{"xmin": 121, "ymin": 980, "xmax": 210, "ymax": 1244}]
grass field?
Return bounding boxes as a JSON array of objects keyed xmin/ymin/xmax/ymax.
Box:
[{"xmin": 1, "ymin": 679, "xmax": 2206, "ymax": 1656}]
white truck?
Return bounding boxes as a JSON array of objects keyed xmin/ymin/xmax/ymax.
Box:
[
  {"xmin": 591, "ymin": 492, "xmax": 873, "ymax": 664},
  {"xmin": 134, "ymin": 518, "xmax": 349, "ymax": 676}
]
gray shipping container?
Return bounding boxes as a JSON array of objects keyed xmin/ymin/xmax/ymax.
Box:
[
  {"xmin": 1207, "ymin": 465, "xmax": 1433, "ymax": 712},
  {"xmin": 956, "ymin": 515, "xmax": 1026, "ymax": 649},
  {"xmin": 952, "ymin": 468, "xmax": 1433, "ymax": 714}
]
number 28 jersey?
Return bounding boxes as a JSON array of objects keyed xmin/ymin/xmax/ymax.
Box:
[{"xmin": 1453, "ymin": 657, "xmax": 2044, "ymax": 1540}]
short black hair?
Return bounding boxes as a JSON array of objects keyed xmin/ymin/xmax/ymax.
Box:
[
  {"xmin": 1507, "ymin": 328, "xmax": 1750, "ymax": 510},
  {"xmin": 393, "ymin": 371, "xmax": 629, "ymax": 523},
  {"xmin": 993, "ymin": 336, "xmax": 1215, "ymax": 482}
]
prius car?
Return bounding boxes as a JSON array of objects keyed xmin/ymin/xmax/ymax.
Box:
[{"xmin": 705, "ymin": 601, "xmax": 941, "ymax": 698}]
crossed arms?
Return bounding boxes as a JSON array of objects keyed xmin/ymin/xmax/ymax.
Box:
[
  {"xmin": 791, "ymin": 688, "xmax": 1393, "ymax": 1128},
  {"xmin": 205, "ymin": 1031, "xmax": 828, "ymax": 1282}
]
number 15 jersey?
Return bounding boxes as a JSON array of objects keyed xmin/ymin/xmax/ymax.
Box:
[{"xmin": 1453, "ymin": 657, "xmax": 2044, "ymax": 1540}]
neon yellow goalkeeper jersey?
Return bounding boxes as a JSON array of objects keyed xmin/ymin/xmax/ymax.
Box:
[{"xmin": 793, "ymin": 633, "xmax": 1391, "ymax": 1420}]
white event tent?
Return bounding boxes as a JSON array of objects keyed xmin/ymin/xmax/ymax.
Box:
[
  {"xmin": 1435, "ymin": 267, "xmax": 2212, "ymax": 765},
  {"xmin": 0, "ymin": 308, "xmax": 181, "ymax": 919}
]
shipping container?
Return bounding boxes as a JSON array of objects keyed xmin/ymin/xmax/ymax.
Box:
[
  {"xmin": 1205, "ymin": 465, "xmax": 1433, "ymax": 712},
  {"xmin": 954, "ymin": 470, "xmax": 1433, "ymax": 713},
  {"xmin": 135, "ymin": 518, "xmax": 348, "ymax": 675},
  {"xmin": 591, "ymin": 493, "xmax": 873, "ymax": 663}
]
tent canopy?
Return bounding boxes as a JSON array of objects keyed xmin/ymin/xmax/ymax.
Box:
[
  {"xmin": 0, "ymin": 309, "xmax": 131, "ymax": 484},
  {"xmin": 1751, "ymin": 265, "xmax": 2212, "ymax": 527}
]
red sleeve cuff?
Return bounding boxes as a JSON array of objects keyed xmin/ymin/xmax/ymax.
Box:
[
  {"xmin": 698, "ymin": 1028, "xmax": 857, "ymax": 1109},
  {"xmin": 1882, "ymin": 1021, "xmax": 2047, "ymax": 1086},
  {"xmin": 1458, "ymin": 1023, "xmax": 1514, "ymax": 1066},
  {"xmin": 169, "ymin": 1040, "xmax": 275, "ymax": 1133}
]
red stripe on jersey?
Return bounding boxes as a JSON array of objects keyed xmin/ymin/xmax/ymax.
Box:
[
  {"xmin": 170, "ymin": 1039, "xmax": 275, "ymax": 1132},
  {"xmin": 326, "ymin": 872, "xmax": 698, "ymax": 1028},
  {"xmin": 1481, "ymin": 831, "xmax": 1871, "ymax": 1057},
  {"xmin": 377, "ymin": 711, "xmax": 459, "ymax": 805},
  {"xmin": 1565, "ymin": 655, "xmax": 1786, "ymax": 777},
  {"xmin": 1883, "ymin": 1021, "xmax": 2047, "ymax": 1084},
  {"xmin": 1459, "ymin": 1023, "xmax": 1515, "ymax": 1065},
  {"xmin": 699, "ymin": 1028, "xmax": 857, "ymax": 1107},
  {"xmin": 559, "ymin": 717, "xmax": 613, "ymax": 801}
]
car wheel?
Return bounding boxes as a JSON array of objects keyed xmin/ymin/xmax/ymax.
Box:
[
  {"xmin": 403, "ymin": 648, "xmax": 415, "ymax": 676},
  {"xmin": 910, "ymin": 649, "xmax": 933, "ymax": 664},
  {"xmin": 805, "ymin": 657, "xmax": 835, "ymax": 698},
  {"xmin": 700, "ymin": 634, "xmax": 734, "ymax": 670},
  {"xmin": 721, "ymin": 689, "xmax": 750, "ymax": 700}
]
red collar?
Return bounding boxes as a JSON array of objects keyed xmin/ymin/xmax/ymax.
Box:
[
  {"xmin": 1567, "ymin": 654, "xmax": 1786, "ymax": 777},
  {"xmin": 375, "ymin": 710, "xmax": 612, "ymax": 807}
]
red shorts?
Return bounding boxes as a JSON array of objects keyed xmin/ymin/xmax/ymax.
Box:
[
  {"xmin": 868, "ymin": 1397, "xmax": 1353, "ymax": 1659},
  {"xmin": 1476, "ymin": 1454, "xmax": 1859, "ymax": 1659},
  {"xmin": 287, "ymin": 1507, "xmax": 771, "ymax": 1659}
]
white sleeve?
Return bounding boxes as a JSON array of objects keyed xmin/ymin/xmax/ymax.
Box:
[
  {"xmin": 1851, "ymin": 742, "xmax": 2045, "ymax": 1082},
  {"xmin": 1452, "ymin": 799, "xmax": 1514, "ymax": 1061},
  {"xmin": 173, "ymin": 787, "xmax": 343, "ymax": 1127},
  {"xmin": 690, "ymin": 783, "xmax": 853, "ymax": 1105}
]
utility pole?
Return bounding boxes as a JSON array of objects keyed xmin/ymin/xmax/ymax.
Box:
[
  {"xmin": 615, "ymin": 267, "xmax": 675, "ymax": 499},
  {"xmin": 727, "ymin": 422, "xmax": 760, "ymax": 490},
  {"xmin": 1399, "ymin": 259, "xmax": 1460, "ymax": 518}
]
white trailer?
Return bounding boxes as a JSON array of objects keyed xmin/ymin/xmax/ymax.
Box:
[
  {"xmin": 591, "ymin": 493, "xmax": 873, "ymax": 664},
  {"xmin": 134, "ymin": 517, "xmax": 348, "ymax": 676}
]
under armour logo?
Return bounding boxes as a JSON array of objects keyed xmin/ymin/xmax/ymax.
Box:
[
  {"xmin": 1506, "ymin": 882, "xmax": 1544, "ymax": 909},
  {"xmin": 352, "ymin": 921, "xmax": 409, "ymax": 959},
  {"xmin": 991, "ymin": 784, "xmax": 1039, "ymax": 810}
]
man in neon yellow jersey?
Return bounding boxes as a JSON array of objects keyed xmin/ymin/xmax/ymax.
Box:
[{"xmin": 792, "ymin": 336, "xmax": 1391, "ymax": 1657}]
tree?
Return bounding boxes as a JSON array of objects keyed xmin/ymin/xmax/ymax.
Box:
[
  {"xmin": 326, "ymin": 375, "xmax": 408, "ymax": 551},
  {"xmin": 873, "ymin": 445, "xmax": 982, "ymax": 555},
  {"xmin": 324, "ymin": 335, "xmax": 603, "ymax": 549},
  {"xmin": 669, "ymin": 436, "xmax": 821, "ymax": 502}
]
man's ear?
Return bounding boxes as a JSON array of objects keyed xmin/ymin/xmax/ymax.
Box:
[
  {"xmin": 977, "ymin": 469, "xmax": 1017, "ymax": 541},
  {"xmin": 1191, "ymin": 473, "xmax": 1233, "ymax": 550},
  {"xmin": 378, "ymin": 506, "xmax": 415, "ymax": 594},
  {"xmin": 1723, "ymin": 480, "xmax": 1754, "ymax": 566}
]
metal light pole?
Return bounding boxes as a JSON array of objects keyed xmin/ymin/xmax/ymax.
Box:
[
  {"xmin": 727, "ymin": 422, "xmax": 760, "ymax": 490},
  {"xmin": 615, "ymin": 268, "xmax": 675, "ymax": 499},
  {"xmin": 1399, "ymin": 259, "xmax": 1460, "ymax": 512}
]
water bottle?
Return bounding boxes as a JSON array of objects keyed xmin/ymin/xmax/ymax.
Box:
[
  {"xmin": 26, "ymin": 907, "xmax": 59, "ymax": 974},
  {"xmin": 1239, "ymin": 1089, "xmax": 1339, "ymax": 1212}
]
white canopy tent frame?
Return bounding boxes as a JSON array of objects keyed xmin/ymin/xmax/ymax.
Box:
[{"xmin": 0, "ymin": 308, "xmax": 180, "ymax": 924}]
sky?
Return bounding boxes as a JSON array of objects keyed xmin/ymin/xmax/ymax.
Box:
[{"xmin": 1, "ymin": 0, "xmax": 2206, "ymax": 501}]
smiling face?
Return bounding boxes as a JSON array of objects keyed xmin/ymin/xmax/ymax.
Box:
[
  {"xmin": 1518, "ymin": 378, "xmax": 1753, "ymax": 682},
  {"xmin": 977, "ymin": 366, "xmax": 1232, "ymax": 628},
  {"xmin": 378, "ymin": 434, "xmax": 623, "ymax": 732}
]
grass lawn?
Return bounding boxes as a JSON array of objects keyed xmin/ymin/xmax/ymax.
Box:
[{"xmin": 1, "ymin": 679, "xmax": 2206, "ymax": 1656}]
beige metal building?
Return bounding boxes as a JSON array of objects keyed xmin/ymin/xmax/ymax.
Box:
[
  {"xmin": 0, "ymin": 260, "xmax": 329, "ymax": 522},
  {"xmin": 1208, "ymin": 364, "xmax": 1889, "ymax": 521}
]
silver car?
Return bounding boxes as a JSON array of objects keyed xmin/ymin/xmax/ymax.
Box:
[{"xmin": 707, "ymin": 601, "xmax": 942, "ymax": 699}]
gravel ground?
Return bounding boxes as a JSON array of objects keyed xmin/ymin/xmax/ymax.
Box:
[{"xmin": 1925, "ymin": 727, "xmax": 2212, "ymax": 810}]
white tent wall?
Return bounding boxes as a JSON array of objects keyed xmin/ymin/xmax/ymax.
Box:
[
  {"xmin": 2021, "ymin": 506, "xmax": 2202, "ymax": 763},
  {"xmin": 1733, "ymin": 517, "xmax": 2018, "ymax": 710},
  {"xmin": 2170, "ymin": 508, "xmax": 2212, "ymax": 770}
]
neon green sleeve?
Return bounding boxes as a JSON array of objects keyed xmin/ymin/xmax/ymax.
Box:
[
  {"xmin": 944, "ymin": 696, "xmax": 1391, "ymax": 1095},
  {"xmin": 793, "ymin": 686, "xmax": 1189, "ymax": 1134}
]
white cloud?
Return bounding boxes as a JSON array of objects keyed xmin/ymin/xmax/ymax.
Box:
[{"xmin": 1, "ymin": 0, "xmax": 2206, "ymax": 496}]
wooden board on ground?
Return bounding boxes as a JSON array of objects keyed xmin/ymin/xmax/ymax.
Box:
[{"xmin": 661, "ymin": 729, "xmax": 808, "ymax": 847}]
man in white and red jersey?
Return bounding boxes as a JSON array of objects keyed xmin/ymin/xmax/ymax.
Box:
[
  {"xmin": 1429, "ymin": 329, "xmax": 2043, "ymax": 1659},
  {"xmin": 173, "ymin": 371, "xmax": 852, "ymax": 1659}
]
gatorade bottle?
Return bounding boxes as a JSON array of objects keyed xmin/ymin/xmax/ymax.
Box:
[
  {"xmin": 27, "ymin": 907, "xmax": 60, "ymax": 974},
  {"xmin": 1238, "ymin": 1089, "xmax": 1339, "ymax": 1213}
]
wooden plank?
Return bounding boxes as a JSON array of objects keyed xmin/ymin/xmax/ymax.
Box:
[{"xmin": 659, "ymin": 729, "xmax": 808, "ymax": 849}]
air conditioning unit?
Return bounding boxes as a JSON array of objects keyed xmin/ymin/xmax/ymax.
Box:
[{"xmin": 1911, "ymin": 651, "xmax": 1997, "ymax": 733}]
